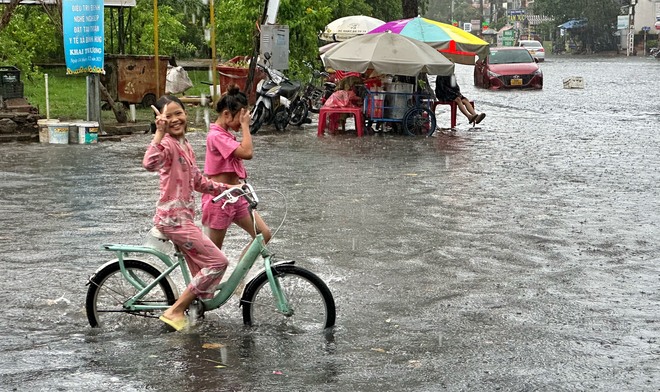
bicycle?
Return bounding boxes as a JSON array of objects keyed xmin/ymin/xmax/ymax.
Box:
[{"xmin": 85, "ymin": 183, "xmax": 336, "ymax": 332}]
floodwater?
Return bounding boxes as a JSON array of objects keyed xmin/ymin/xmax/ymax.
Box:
[{"xmin": 1, "ymin": 55, "xmax": 659, "ymax": 391}]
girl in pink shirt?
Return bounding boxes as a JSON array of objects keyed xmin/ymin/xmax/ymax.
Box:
[
  {"xmin": 144, "ymin": 95, "xmax": 230, "ymax": 331},
  {"xmin": 202, "ymin": 86, "xmax": 271, "ymax": 250}
]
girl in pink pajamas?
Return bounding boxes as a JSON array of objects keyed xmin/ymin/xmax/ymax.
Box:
[
  {"xmin": 143, "ymin": 95, "xmax": 230, "ymax": 331},
  {"xmin": 201, "ymin": 85, "xmax": 271, "ymax": 251}
]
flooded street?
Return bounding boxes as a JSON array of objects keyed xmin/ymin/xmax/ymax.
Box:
[{"xmin": 1, "ymin": 55, "xmax": 659, "ymax": 391}]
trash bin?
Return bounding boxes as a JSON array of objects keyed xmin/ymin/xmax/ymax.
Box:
[
  {"xmin": 101, "ymin": 55, "xmax": 169, "ymax": 107},
  {"xmin": 217, "ymin": 56, "xmax": 266, "ymax": 105},
  {"xmin": 0, "ymin": 66, "xmax": 24, "ymax": 100}
]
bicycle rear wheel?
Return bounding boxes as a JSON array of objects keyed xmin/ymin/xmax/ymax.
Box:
[
  {"xmin": 241, "ymin": 265, "xmax": 336, "ymax": 332},
  {"xmin": 85, "ymin": 259, "xmax": 176, "ymax": 329}
]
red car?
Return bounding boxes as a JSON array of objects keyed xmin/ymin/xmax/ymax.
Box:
[{"xmin": 474, "ymin": 47, "xmax": 543, "ymax": 90}]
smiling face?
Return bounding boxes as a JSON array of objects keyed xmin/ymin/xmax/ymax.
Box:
[{"xmin": 162, "ymin": 101, "xmax": 187, "ymax": 138}]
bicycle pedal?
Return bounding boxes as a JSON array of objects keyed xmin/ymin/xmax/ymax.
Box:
[{"xmin": 188, "ymin": 300, "xmax": 206, "ymax": 320}]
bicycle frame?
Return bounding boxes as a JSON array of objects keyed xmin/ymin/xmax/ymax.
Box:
[{"xmin": 101, "ymin": 232, "xmax": 291, "ymax": 314}]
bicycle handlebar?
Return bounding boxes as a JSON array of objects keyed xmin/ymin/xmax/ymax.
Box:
[{"xmin": 212, "ymin": 183, "xmax": 259, "ymax": 209}]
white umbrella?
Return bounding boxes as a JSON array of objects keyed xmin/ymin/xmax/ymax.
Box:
[
  {"xmin": 322, "ymin": 33, "xmax": 455, "ymax": 77},
  {"xmin": 320, "ymin": 15, "xmax": 385, "ymax": 42}
]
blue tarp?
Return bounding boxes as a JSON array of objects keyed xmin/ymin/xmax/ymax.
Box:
[{"xmin": 558, "ymin": 19, "xmax": 587, "ymax": 29}]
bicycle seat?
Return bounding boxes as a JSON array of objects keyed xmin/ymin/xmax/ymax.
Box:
[{"xmin": 149, "ymin": 227, "xmax": 170, "ymax": 242}]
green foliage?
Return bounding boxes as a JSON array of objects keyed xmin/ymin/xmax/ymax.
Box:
[
  {"xmin": 332, "ymin": 0, "xmax": 372, "ymax": 19},
  {"xmin": 425, "ymin": 0, "xmax": 480, "ymax": 25},
  {"xmin": 216, "ymin": 0, "xmax": 262, "ymax": 59},
  {"xmin": 367, "ymin": 0, "xmax": 402, "ymax": 22},
  {"xmin": 216, "ymin": 0, "xmax": 334, "ymax": 80},
  {"xmin": 0, "ymin": 5, "xmax": 60, "ymax": 78},
  {"xmin": 113, "ymin": 0, "xmax": 191, "ymax": 56},
  {"xmin": 534, "ymin": 0, "xmax": 620, "ymax": 50}
]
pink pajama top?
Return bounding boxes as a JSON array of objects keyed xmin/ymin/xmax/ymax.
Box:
[
  {"xmin": 204, "ymin": 123, "xmax": 247, "ymax": 178},
  {"xmin": 143, "ymin": 134, "xmax": 226, "ymax": 227}
]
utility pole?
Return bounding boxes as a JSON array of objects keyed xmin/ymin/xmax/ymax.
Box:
[
  {"xmin": 627, "ymin": 0, "xmax": 636, "ymax": 56},
  {"xmin": 480, "ymin": 0, "xmax": 484, "ymax": 35}
]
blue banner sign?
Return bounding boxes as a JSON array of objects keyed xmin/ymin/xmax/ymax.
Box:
[{"xmin": 62, "ymin": 0, "xmax": 104, "ymax": 74}]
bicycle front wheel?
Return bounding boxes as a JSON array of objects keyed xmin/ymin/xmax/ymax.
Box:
[
  {"xmin": 241, "ymin": 265, "xmax": 336, "ymax": 332},
  {"xmin": 85, "ymin": 259, "xmax": 176, "ymax": 329}
]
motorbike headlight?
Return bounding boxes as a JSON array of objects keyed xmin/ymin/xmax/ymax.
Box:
[{"xmin": 266, "ymin": 86, "xmax": 281, "ymax": 98}]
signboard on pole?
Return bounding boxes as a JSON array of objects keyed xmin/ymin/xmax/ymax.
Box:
[
  {"xmin": 617, "ymin": 15, "xmax": 629, "ymax": 30},
  {"xmin": 62, "ymin": 0, "xmax": 104, "ymax": 74},
  {"xmin": 502, "ymin": 29, "xmax": 515, "ymax": 46}
]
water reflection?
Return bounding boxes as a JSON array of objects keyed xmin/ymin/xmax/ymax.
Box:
[{"xmin": 0, "ymin": 56, "xmax": 658, "ymax": 390}]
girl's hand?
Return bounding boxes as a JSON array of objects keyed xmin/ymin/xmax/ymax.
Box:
[
  {"xmin": 239, "ymin": 108, "xmax": 250, "ymax": 130},
  {"xmin": 151, "ymin": 104, "xmax": 169, "ymax": 137}
]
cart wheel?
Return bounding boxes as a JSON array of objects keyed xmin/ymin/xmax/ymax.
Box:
[
  {"xmin": 142, "ymin": 93, "xmax": 157, "ymax": 108},
  {"xmin": 402, "ymin": 107, "xmax": 436, "ymax": 137}
]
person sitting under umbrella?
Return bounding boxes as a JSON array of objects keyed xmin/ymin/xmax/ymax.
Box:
[{"xmin": 435, "ymin": 74, "xmax": 485, "ymax": 126}]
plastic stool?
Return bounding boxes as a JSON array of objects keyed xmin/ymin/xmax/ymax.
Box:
[
  {"xmin": 317, "ymin": 106, "xmax": 364, "ymax": 137},
  {"xmin": 432, "ymin": 100, "xmax": 475, "ymax": 128}
]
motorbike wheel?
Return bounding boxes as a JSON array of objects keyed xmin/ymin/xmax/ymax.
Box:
[
  {"xmin": 273, "ymin": 105, "xmax": 289, "ymax": 132},
  {"xmin": 308, "ymin": 88, "xmax": 324, "ymax": 113},
  {"xmin": 250, "ymin": 102, "xmax": 266, "ymax": 135},
  {"xmin": 289, "ymin": 100, "xmax": 309, "ymax": 126}
]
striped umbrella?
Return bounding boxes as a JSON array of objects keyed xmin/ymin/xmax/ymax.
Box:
[{"xmin": 368, "ymin": 16, "xmax": 489, "ymax": 65}]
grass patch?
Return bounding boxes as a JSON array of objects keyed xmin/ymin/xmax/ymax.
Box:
[{"xmin": 23, "ymin": 67, "xmax": 218, "ymax": 125}]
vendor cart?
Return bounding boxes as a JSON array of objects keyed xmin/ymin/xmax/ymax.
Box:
[{"xmin": 363, "ymin": 82, "xmax": 437, "ymax": 136}]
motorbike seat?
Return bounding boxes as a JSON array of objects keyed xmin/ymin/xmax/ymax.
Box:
[{"xmin": 279, "ymin": 81, "xmax": 301, "ymax": 99}]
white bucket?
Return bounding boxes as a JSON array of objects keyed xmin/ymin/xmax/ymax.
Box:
[
  {"xmin": 48, "ymin": 122, "xmax": 69, "ymax": 144},
  {"xmin": 68, "ymin": 121, "xmax": 82, "ymax": 144},
  {"xmin": 77, "ymin": 121, "xmax": 99, "ymax": 144},
  {"xmin": 37, "ymin": 119, "xmax": 59, "ymax": 143}
]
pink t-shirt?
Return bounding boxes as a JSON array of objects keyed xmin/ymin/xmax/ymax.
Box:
[{"xmin": 204, "ymin": 123, "xmax": 247, "ymax": 179}]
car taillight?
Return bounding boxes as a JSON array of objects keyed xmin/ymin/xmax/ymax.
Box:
[{"xmin": 538, "ymin": 48, "xmax": 545, "ymax": 52}]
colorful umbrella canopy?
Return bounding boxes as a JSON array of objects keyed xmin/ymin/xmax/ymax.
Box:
[
  {"xmin": 368, "ymin": 17, "xmax": 490, "ymax": 65},
  {"xmin": 322, "ymin": 33, "xmax": 455, "ymax": 77},
  {"xmin": 320, "ymin": 15, "xmax": 386, "ymax": 42}
]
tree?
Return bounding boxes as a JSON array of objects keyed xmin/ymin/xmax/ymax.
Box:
[
  {"xmin": 217, "ymin": 0, "xmax": 334, "ymax": 78},
  {"xmin": 0, "ymin": 4, "xmax": 60, "ymax": 77},
  {"xmin": 534, "ymin": 0, "xmax": 620, "ymax": 51},
  {"xmin": 0, "ymin": 0, "xmax": 21, "ymax": 31},
  {"xmin": 426, "ymin": 0, "xmax": 480, "ymax": 25},
  {"xmin": 365, "ymin": 0, "xmax": 401, "ymax": 21},
  {"xmin": 402, "ymin": 0, "xmax": 418, "ymax": 18}
]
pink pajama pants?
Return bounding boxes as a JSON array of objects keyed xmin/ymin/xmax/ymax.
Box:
[{"xmin": 157, "ymin": 222, "xmax": 228, "ymax": 299}]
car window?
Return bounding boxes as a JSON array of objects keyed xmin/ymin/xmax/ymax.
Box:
[
  {"xmin": 488, "ymin": 49, "xmax": 534, "ymax": 64},
  {"xmin": 520, "ymin": 41, "xmax": 542, "ymax": 48}
]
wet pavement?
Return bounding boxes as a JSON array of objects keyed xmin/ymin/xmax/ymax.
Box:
[{"xmin": 1, "ymin": 55, "xmax": 659, "ymax": 391}]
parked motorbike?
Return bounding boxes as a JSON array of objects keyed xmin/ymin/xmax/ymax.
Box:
[
  {"xmin": 250, "ymin": 53, "xmax": 306, "ymax": 134},
  {"xmin": 650, "ymin": 47, "xmax": 660, "ymax": 59},
  {"xmin": 319, "ymin": 76, "xmax": 336, "ymax": 111},
  {"xmin": 301, "ymin": 70, "xmax": 334, "ymax": 113}
]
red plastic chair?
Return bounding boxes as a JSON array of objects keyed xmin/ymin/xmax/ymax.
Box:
[
  {"xmin": 317, "ymin": 106, "xmax": 364, "ymax": 137},
  {"xmin": 432, "ymin": 100, "xmax": 475, "ymax": 128}
]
